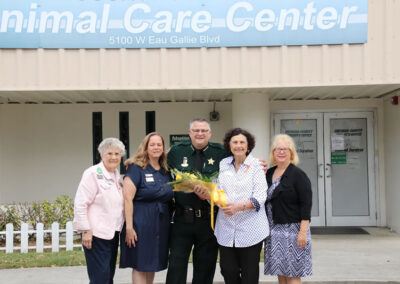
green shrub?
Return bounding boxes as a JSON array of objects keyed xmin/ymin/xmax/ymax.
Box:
[{"xmin": 0, "ymin": 195, "xmax": 74, "ymax": 231}]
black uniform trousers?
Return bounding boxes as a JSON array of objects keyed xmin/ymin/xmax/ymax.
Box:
[
  {"xmin": 166, "ymin": 217, "xmax": 218, "ymax": 284},
  {"xmin": 219, "ymin": 241, "xmax": 263, "ymax": 284},
  {"xmin": 83, "ymin": 232, "xmax": 119, "ymax": 284}
]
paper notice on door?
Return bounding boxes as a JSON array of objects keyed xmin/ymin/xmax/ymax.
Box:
[
  {"xmin": 347, "ymin": 155, "xmax": 361, "ymax": 169},
  {"xmin": 331, "ymin": 134, "xmax": 345, "ymax": 151}
]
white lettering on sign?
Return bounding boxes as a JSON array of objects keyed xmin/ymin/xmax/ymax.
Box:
[{"xmin": 0, "ymin": 1, "xmax": 361, "ymax": 34}]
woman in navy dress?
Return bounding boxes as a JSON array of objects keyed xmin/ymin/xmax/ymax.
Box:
[
  {"xmin": 264, "ymin": 134, "xmax": 313, "ymax": 284},
  {"xmin": 120, "ymin": 132, "xmax": 173, "ymax": 284}
]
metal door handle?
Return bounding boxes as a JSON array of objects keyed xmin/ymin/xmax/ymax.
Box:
[
  {"xmin": 318, "ymin": 164, "xmax": 324, "ymax": 178},
  {"xmin": 325, "ymin": 163, "xmax": 331, "ymax": 178}
]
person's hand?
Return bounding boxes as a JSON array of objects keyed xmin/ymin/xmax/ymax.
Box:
[
  {"xmin": 125, "ymin": 227, "xmax": 138, "ymax": 248},
  {"xmin": 82, "ymin": 230, "xmax": 93, "ymax": 250},
  {"xmin": 258, "ymin": 158, "xmax": 268, "ymax": 173},
  {"xmin": 297, "ymin": 230, "xmax": 307, "ymax": 249},
  {"xmin": 193, "ymin": 185, "xmax": 209, "ymax": 200},
  {"xmin": 220, "ymin": 202, "xmax": 239, "ymax": 217}
]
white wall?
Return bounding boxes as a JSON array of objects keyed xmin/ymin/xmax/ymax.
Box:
[
  {"xmin": 383, "ymin": 97, "xmax": 400, "ymax": 233},
  {"xmin": 0, "ymin": 102, "xmax": 232, "ymax": 203}
]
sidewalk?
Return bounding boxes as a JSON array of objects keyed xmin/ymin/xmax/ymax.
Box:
[{"xmin": 1, "ymin": 227, "xmax": 399, "ymax": 283}]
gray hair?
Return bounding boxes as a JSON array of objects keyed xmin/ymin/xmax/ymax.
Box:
[
  {"xmin": 98, "ymin": 137, "xmax": 126, "ymax": 156},
  {"xmin": 189, "ymin": 118, "xmax": 211, "ymax": 131}
]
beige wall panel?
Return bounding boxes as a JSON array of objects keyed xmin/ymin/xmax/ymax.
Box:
[
  {"xmin": 243, "ymin": 47, "xmax": 262, "ymax": 86},
  {"xmin": 261, "ymin": 47, "xmax": 282, "ymax": 84},
  {"xmin": 63, "ymin": 50, "xmax": 82, "ymax": 88},
  {"xmin": 367, "ymin": 0, "xmax": 386, "ymax": 82},
  {"xmin": 223, "ymin": 47, "xmax": 241, "ymax": 87},
  {"xmin": 140, "ymin": 49, "xmax": 162, "ymax": 88},
  {"xmin": 165, "ymin": 48, "xmax": 183, "ymax": 88},
  {"xmin": 183, "ymin": 48, "xmax": 202, "ymax": 88},
  {"xmin": 123, "ymin": 49, "xmax": 143, "ymax": 88},
  {"xmin": 346, "ymin": 44, "xmax": 364, "ymax": 83},
  {"xmin": 19, "ymin": 50, "xmax": 38, "ymax": 87},
  {"xmin": 101, "ymin": 49, "xmax": 123, "ymax": 88},
  {"xmin": 389, "ymin": 0, "xmax": 400, "ymax": 80},
  {"xmin": 80, "ymin": 50, "xmax": 101, "ymax": 88},
  {"xmin": 285, "ymin": 46, "xmax": 304, "ymax": 86},
  {"xmin": 40, "ymin": 49, "xmax": 60, "ymax": 88},
  {"xmin": 0, "ymin": 50, "xmax": 17, "ymax": 88},
  {"xmin": 383, "ymin": 97, "xmax": 400, "ymax": 233},
  {"xmin": 200, "ymin": 48, "xmax": 221, "ymax": 87}
]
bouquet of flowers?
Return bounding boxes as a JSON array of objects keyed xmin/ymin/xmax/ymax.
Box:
[{"xmin": 168, "ymin": 169, "xmax": 227, "ymax": 229}]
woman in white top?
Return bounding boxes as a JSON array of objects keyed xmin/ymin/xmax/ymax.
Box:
[{"xmin": 214, "ymin": 128, "xmax": 269, "ymax": 284}]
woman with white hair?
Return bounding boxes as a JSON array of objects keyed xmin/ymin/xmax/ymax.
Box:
[{"xmin": 73, "ymin": 137, "xmax": 126, "ymax": 284}]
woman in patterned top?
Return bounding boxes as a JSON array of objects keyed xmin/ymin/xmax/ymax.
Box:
[
  {"xmin": 264, "ymin": 134, "xmax": 313, "ymax": 284},
  {"xmin": 214, "ymin": 128, "xmax": 269, "ymax": 284}
]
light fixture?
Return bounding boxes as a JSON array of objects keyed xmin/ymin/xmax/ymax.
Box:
[{"xmin": 209, "ymin": 101, "xmax": 220, "ymax": 121}]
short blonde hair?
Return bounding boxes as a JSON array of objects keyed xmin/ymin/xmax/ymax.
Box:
[
  {"xmin": 269, "ymin": 134, "xmax": 299, "ymax": 166},
  {"xmin": 125, "ymin": 132, "xmax": 168, "ymax": 171}
]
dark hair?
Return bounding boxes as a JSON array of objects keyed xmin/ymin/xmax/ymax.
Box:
[{"xmin": 223, "ymin": 128, "xmax": 255, "ymax": 156}]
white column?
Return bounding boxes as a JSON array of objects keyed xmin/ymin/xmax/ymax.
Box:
[{"xmin": 232, "ymin": 92, "xmax": 270, "ymax": 159}]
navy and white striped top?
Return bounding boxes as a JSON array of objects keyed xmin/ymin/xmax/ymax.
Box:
[{"xmin": 214, "ymin": 154, "xmax": 270, "ymax": 247}]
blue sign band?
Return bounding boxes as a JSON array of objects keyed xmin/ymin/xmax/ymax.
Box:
[{"xmin": 0, "ymin": 0, "xmax": 368, "ymax": 49}]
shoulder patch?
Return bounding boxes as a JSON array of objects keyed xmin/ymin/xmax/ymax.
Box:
[{"xmin": 208, "ymin": 142, "xmax": 224, "ymax": 149}]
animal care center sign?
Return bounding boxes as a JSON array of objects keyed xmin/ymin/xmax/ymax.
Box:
[{"xmin": 0, "ymin": 0, "xmax": 368, "ymax": 49}]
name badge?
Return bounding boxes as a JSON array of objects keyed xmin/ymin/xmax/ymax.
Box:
[{"xmin": 145, "ymin": 174, "xmax": 155, "ymax": 182}]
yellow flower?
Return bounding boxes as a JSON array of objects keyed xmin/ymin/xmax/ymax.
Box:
[
  {"xmin": 189, "ymin": 174, "xmax": 198, "ymax": 180},
  {"xmin": 176, "ymin": 174, "xmax": 183, "ymax": 181}
]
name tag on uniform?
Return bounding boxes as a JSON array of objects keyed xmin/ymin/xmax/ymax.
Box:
[{"xmin": 145, "ymin": 174, "xmax": 155, "ymax": 182}]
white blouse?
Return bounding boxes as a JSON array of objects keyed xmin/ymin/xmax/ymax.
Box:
[{"xmin": 214, "ymin": 154, "xmax": 270, "ymax": 247}]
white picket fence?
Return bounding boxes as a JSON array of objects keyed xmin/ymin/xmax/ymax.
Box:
[{"xmin": 0, "ymin": 221, "xmax": 82, "ymax": 253}]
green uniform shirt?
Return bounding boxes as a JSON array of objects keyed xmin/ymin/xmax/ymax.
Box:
[{"xmin": 167, "ymin": 141, "xmax": 227, "ymax": 209}]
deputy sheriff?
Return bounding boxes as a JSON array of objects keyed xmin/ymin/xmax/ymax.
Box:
[{"xmin": 166, "ymin": 118, "xmax": 226, "ymax": 284}]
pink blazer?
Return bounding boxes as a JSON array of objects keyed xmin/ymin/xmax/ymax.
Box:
[{"xmin": 73, "ymin": 162, "xmax": 124, "ymax": 240}]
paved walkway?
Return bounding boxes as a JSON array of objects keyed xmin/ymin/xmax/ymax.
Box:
[{"xmin": 1, "ymin": 227, "xmax": 399, "ymax": 283}]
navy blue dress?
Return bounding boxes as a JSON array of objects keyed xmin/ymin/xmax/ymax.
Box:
[{"xmin": 119, "ymin": 164, "xmax": 173, "ymax": 272}]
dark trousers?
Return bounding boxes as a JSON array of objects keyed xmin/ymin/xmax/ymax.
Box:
[
  {"xmin": 166, "ymin": 219, "xmax": 218, "ymax": 284},
  {"xmin": 83, "ymin": 232, "xmax": 119, "ymax": 284},
  {"xmin": 219, "ymin": 241, "xmax": 263, "ymax": 284}
]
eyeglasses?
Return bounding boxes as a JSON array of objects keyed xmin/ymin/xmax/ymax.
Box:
[
  {"xmin": 105, "ymin": 152, "xmax": 121, "ymax": 157},
  {"xmin": 274, "ymin": 147, "xmax": 289, "ymax": 153},
  {"xmin": 191, "ymin": 129, "xmax": 209, "ymax": 133}
]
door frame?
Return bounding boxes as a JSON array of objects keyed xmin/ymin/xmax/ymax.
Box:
[
  {"xmin": 324, "ymin": 111, "xmax": 377, "ymax": 226},
  {"xmin": 274, "ymin": 112, "xmax": 325, "ymax": 226},
  {"xmin": 273, "ymin": 110, "xmax": 377, "ymax": 227}
]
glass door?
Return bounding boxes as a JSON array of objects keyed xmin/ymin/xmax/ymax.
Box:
[
  {"xmin": 274, "ymin": 111, "xmax": 377, "ymax": 227},
  {"xmin": 274, "ymin": 113, "xmax": 325, "ymax": 226},
  {"xmin": 324, "ymin": 112, "xmax": 376, "ymax": 226}
]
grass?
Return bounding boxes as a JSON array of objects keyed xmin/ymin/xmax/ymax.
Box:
[
  {"xmin": 0, "ymin": 249, "xmax": 86, "ymax": 269},
  {"xmin": 0, "ymin": 249, "xmax": 264, "ymax": 270}
]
